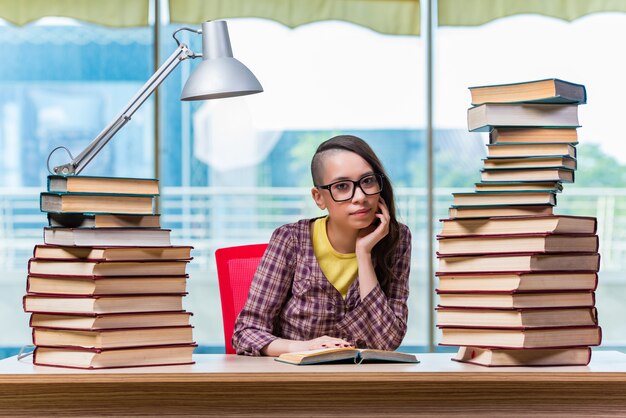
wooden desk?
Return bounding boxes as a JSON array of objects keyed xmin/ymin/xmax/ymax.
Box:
[{"xmin": 1, "ymin": 351, "xmax": 626, "ymax": 416}]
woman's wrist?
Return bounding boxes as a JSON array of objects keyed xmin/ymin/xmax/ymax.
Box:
[
  {"xmin": 355, "ymin": 246, "xmax": 372, "ymax": 259},
  {"xmin": 287, "ymin": 339, "xmax": 301, "ymax": 352}
]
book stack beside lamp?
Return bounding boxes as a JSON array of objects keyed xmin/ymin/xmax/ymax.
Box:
[
  {"xmin": 20, "ymin": 20, "xmax": 264, "ymax": 369},
  {"xmin": 436, "ymin": 79, "xmax": 602, "ymax": 367},
  {"xmin": 23, "ymin": 175, "xmax": 197, "ymax": 369}
]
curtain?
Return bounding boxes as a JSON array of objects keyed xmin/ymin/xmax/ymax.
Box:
[
  {"xmin": 439, "ymin": 0, "xmax": 626, "ymax": 27},
  {"xmin": 5, "ymin": 0, "xmax": 626, "ymax": 32},
  {"xmin": 169, "ymin": 0, "xmax": 421, "ymax": 36},
  {"xmin": 170, "ymin": 0, "xmax": 626, "ymax": 37},
  {"xmin": 0, "ymin": 0, "xmax": 149, "ymax": 27}
]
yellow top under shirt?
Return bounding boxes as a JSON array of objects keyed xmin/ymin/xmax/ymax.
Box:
[{"xmin": 312, "ymin": 216, "xmax": 358, "ymax": 298}]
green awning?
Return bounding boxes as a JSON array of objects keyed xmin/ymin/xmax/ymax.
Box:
[
  {"xmin": 3, "ymin": 0, "xmax": 626, "ymax": 32},
  {"xmin": 0, "ymin": 0, "xmax": 149, "ymax": 27},
  {"xmin": 439, "ymin": 0, "xmax": 626, "ymax": 27},
  {"xmin": 169, "ymin": 0, "xmax": 421, "ymax": 36}
]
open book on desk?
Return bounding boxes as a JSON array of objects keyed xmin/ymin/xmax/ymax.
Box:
[{"xmin": 276, "ymin": 347, "xmax": 419, "ymax": 365}]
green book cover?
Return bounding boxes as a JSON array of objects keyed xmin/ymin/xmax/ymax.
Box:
[
  {"xmin": 474, "ymin": 181, "xmax": 563, "ymax": 193},
  {"xmin": 451, "ymin": 202, "xmax": 556, "ymax": 209},
  {"xmin": 47, "ymin": 175, "xmax": 160, "ymax": 195},
  {"xmin": 481, "ymin": 166, "xmax": 575, "ymax": 172},
  {"xmin": 468, "ymin": 78, "xmax": 587, "ymax": 105},
  {"xmin": 483, "ymin": 155, "xmax": 577, "ymax": 161},
  {"xmin": 40, "ymin": 192, "xmax": 155, "ymax": 215}
]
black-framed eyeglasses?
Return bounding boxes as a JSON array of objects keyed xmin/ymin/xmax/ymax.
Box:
[{"xmin": 316, "ymin": 173, "xmax": 384, "ymax": 202}]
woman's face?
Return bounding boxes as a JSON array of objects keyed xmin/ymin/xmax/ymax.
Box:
[{"xmin": 312, "ymin": 150, "xmax": 381, "ymax": 231}]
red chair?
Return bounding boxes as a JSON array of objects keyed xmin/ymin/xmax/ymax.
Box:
[{"xmin": 215, "ymin": 243, "xmax": 268, "ymax": 354}]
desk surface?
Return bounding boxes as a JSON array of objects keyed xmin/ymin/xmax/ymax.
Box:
[
  {"xmin": 1, "ymin": 351, "xmax": 626, "ymax": 382},
  {"xmin": 2, "ymin": 351, "xmax": 626, "ymax": 416}
]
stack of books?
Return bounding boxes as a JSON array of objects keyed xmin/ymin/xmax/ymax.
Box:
[
  {"xmin": 23, "ymin": 175, "xmax": 196, "ymax": 369},
  {"xmin": 436, "ymin": 79, "xmax": 602, "ymax": 367}
]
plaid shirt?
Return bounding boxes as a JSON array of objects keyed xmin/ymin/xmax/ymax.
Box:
[{"xmin": 232, "ymin": 218, "xmax": 412, "ymax": 356}]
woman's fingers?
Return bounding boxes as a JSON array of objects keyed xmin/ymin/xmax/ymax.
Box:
[{"xmin": 309, "ymin": 336, "xmax": 354, "ymax": 350}]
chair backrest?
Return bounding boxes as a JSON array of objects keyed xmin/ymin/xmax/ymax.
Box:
[{"xmin": 215, "ymin": 243, "xmax": 268, "ymax": 354}]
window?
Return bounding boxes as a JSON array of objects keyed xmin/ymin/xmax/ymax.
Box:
[
  {"xmin": 0, "ymin": 19, "xmax": 153, "ymax": 353},
  {"xmin": 159, "ymin": 19, "xmax": 428, "ymax": 348},
  {"xmin": 3, "ymin": 7, "xmax": 624, "ymax": 356},
  {"xmin": 435, "ymin": 13, "xmax": 626, "ymax": 346}
]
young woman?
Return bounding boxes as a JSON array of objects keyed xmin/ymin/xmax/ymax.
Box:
[{"xmin": 232, "ymin": 135, "xmax": 412, "ymax": 356}]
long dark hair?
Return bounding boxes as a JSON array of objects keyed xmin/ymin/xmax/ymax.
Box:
[{"xmin": 311, "ymin": 135, "xmax": 400, "ymax": 292}]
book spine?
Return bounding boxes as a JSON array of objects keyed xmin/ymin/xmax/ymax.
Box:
[
  {"xmin": 436, "ymin": 289, "xmax": 595, "ymax": 295},
  {"xmin": 32, "ymin": 324, "xmax": 194, "ymax": 332},
  {"xmin": 437, "ymin": 232, "xmax": 596, "ymax": 239},
  {"xmin": 27, "ymin": 273, "xmax": 189, "ymax": 279},
  {"xmin": 32, "ymin": 359, "xmax": 196, "ymax": 370},
  {"xmin": 451, "ymin": 346, "xmax": 592, "ymax": 367},
  {"xmin": 440, "ymin": 341, "xmax": 600, "ymax": 349},
  {"xmin": 26, "ymin": 292, "xmax": 188, "ymax": 298},
  {"xmin": 437, "ymin": 324, "xmax": 597, "ymax": 331},
  {"xmin": 436, "ymin": 306, "xmax": 598, "ymax": 313}
]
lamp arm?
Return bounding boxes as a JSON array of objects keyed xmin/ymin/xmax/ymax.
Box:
[{"xmin": 51, "ymin": 43, "xmax": 197, "ymax": 175}]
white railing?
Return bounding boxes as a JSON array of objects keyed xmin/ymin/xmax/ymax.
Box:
[
  {"xmin": 2, "ymin": 186, "xmax": 626, "ymax": 346},
  {"xmin": 1, "ymin": 186, "xmax": 626, "ymax": 275}
]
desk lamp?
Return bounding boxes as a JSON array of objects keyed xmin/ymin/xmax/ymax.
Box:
[{"xmin": 48, "ymin": 20, "xmax": 263, "ymax": 175}]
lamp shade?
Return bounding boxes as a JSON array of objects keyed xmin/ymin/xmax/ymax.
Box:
[{"xmin": 181, "ymin": 20, "xmax": 263, "ymax": 101}]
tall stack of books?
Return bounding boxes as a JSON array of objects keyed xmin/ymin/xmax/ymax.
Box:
[
  {"xmin": 436, "ymin": 79, "xmax": 602, "ymax": 367},
  {"xmin": 23, "ymin": 175, "xmax": 196, "ymax": 369}
]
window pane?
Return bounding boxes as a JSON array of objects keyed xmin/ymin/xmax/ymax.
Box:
[
  {"xmin": 435, "ymin": 14, "xmax": 626, "ymax": 347},
  {"xmin": 0, "ymin": 19, "xmax": 154, "ymax": 351},
  {"xmin": 159, "ymin": 19, "xmax": 428, "ymax": 349}
]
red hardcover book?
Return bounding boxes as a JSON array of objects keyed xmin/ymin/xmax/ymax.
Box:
[
  {"xmin": 32, "ymin": 325, "xmax": 194, "ymax": 349},
  {"xmin": 33, "ymin": 245, "xmax": 193, "ymax": 261},
  {"xmin": 435, "ymin": 271, "xmax": 598, "ymax": 292},
  {"xmin": 26, "ymin": 274, "xmax": 188, "ymax": 296},
  {"xmin": 436, "ymin": 233, "xmax": 598, "ymax": 256},
  {"xmin": 490, "ymin": 127, "xmax": 578, "ymax": 144},
  {"xmin": 437, "ymin": 252, "xmax": 600, "ymax": 273},
  {"xmin": 436, "ymin": 306, "xmax": 598, "ymax": 329},
  {"xmin": 29, "ymin": 311, "xmax": 193, "ymax": 330},
  {"xmin": 33, "ymin": 343, "xmax": 197, "ymax": 369},
  {"xmin": 438, "ymin": 215, "xmax": 597, "ymax": 237},
  {"xmin": 439, "ymin": 325, "xmax": 602, "ymax": 349},
  {"xmin": 452, "ymin": 346, "xmax": 592, "ymax": 367},
  {"xmin": 23, "ymin": 294, "xmax": 186, "ymax": 314},
  {"xmin": 436, "ymin": 290, "xmax": 595, "ymax": 309},
  {"xmin": 28, "ymin": 258, "xmax": 189, "ymax": 277}
]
